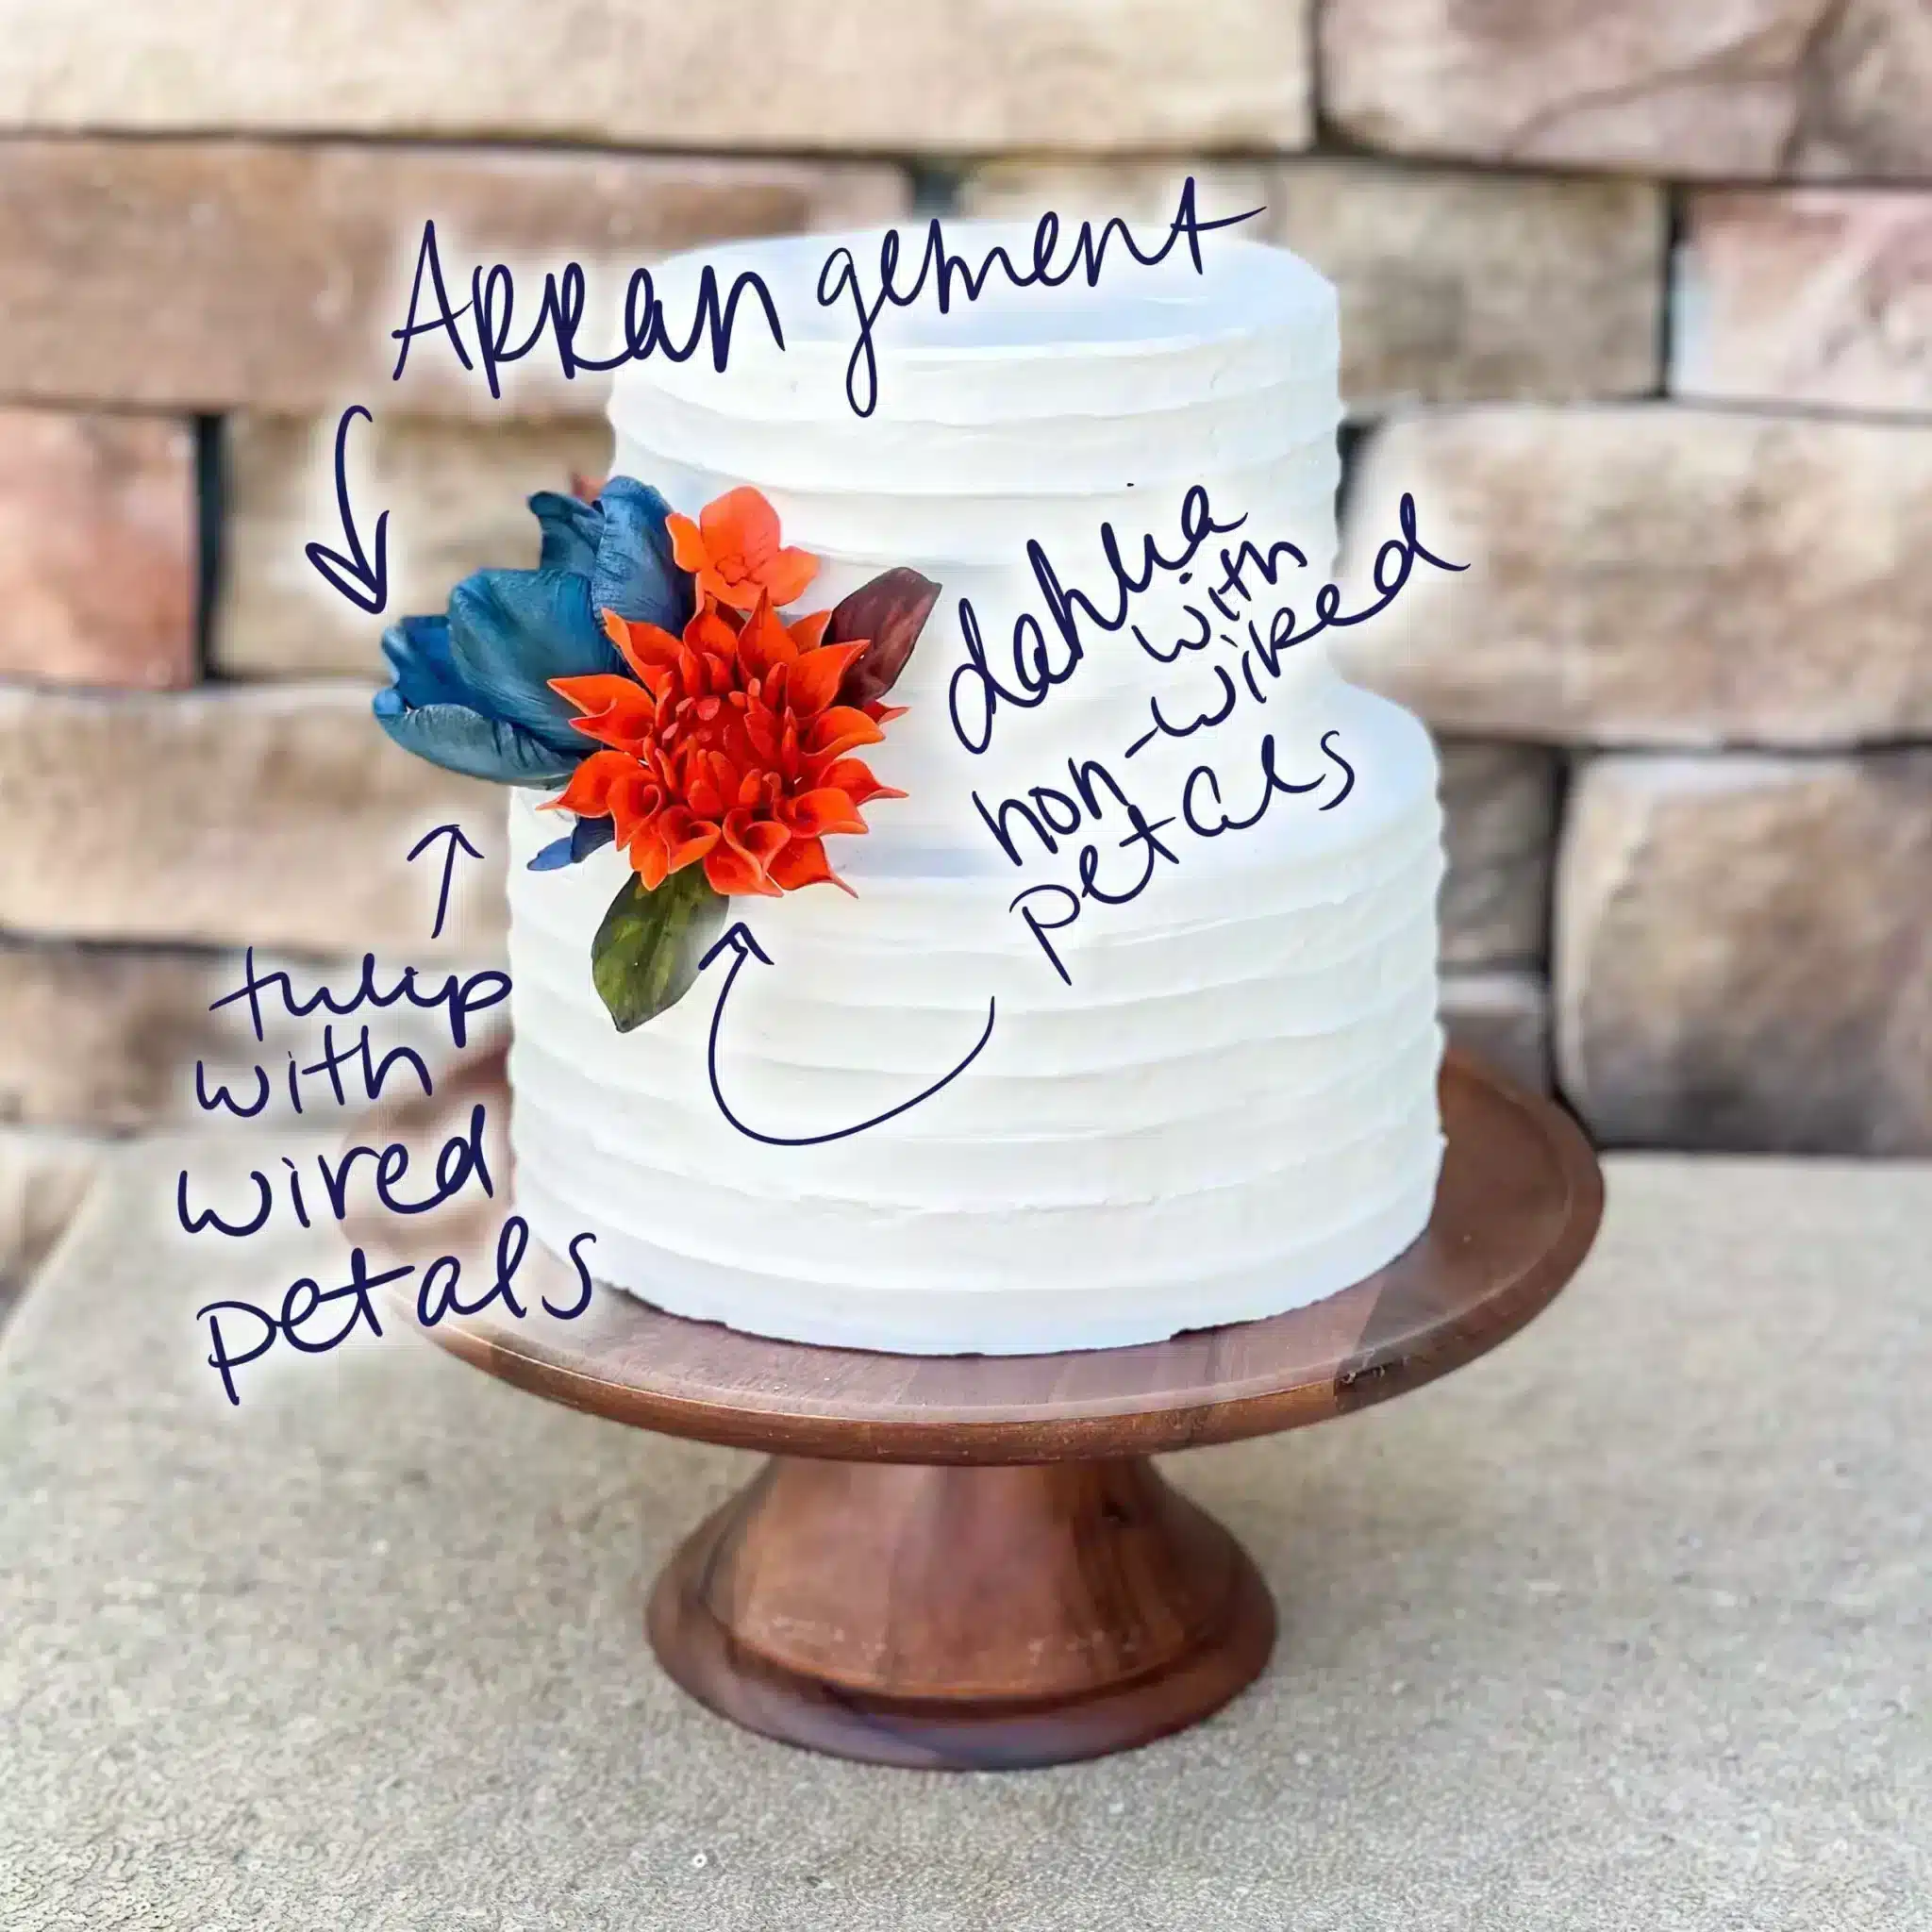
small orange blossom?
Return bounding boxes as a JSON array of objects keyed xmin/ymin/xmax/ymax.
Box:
[{"xmin": 665, "ymin": 486, "xmax": 817, "ymax": 612}]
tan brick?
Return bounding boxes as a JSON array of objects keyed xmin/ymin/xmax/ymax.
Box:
[
  {"xmin": 0, "ymin": 943, "xmax": 217, "ymax": 1133},
  {"xmin": 0, "ymin": 141, "xmax": 908, "ymax": 417},
  {"xmin": 962, "ymin": 159, "xmax": 1663, "ymax": 409},
  {"xmin": 0, "ymin": 938, "xmax": 508, "ymax": 1134},
  {"xmin": 1441, "ymin": 970, "xmax": 1552, "ymax": 1094},
  {"xmin": 0, "ymin": 1125, "xmax": 103, "ymax": 1306},
  {"xmin": 213, "ymin": 416, "xmax": 608, "ymax": 680},
  {"xmin": 0, "ymin": 408, "xmax": 195, "ymax": 689},
  {"xmin": 1438, "ymin": 741, "xmax": 1557, "ymax": 969},
  {"xmin": 0, "ymin": 685, "xmax": 508, "ymax": 957},
  {"xmin": 1556, "ymin": 753, "xmax": 1932, "ymax": 1153},
  {"xmin": 1340, "ymin": 407, "xmax": 1932, "ymax": 746},
  {"xmin": 0, "ymin": 3, "xmax": 1308, "ymax": 154},
  {"xmin": 1322, "ymin": 0, "xmax": 1932, "ymax": 180},
  {"xmin": 1674, "ymin": 190, "xmax": 1932, "ymax": 419}
]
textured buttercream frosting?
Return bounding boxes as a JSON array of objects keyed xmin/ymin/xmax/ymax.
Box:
[{"xmin": 507, "ymin": 220, "xmax": 1445, "ymax": 1353}]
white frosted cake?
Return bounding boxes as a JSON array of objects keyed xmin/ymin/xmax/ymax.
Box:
[{"xmin": 501, "ymin": 223, "xmax": 1446, "ymax": 1354}]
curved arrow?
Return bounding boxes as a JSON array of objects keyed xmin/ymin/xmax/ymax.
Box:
[
  {"xmin": 304, "ymin": 404, "xmax": 390, "ymax": 614},
  {"xmin": 698, "ymin": 924, "xmax": 996, "ymax": 1147}
]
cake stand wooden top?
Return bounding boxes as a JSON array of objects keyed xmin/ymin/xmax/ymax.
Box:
[{"xmin": 373, "ymin": 1047, "xmax": 1603, "ymax": 1464}]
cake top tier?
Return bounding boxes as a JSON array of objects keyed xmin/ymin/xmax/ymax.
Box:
[{"xmin": 609, "ymin": 218, "xmax": 1338, "ymax": 427}]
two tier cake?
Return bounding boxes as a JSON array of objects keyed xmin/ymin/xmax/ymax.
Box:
[{"xmin": 381, "ymin": 217, "xmax": 1446, "ymax": 1355}]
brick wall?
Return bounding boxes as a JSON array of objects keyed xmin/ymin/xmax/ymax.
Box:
[{"xmin": 1, "ymin": 0, "xmax": 1926, "ymax": 1159}]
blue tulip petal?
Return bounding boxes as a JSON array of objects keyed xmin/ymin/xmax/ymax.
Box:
[
  {"xmin": 379, "ymin": 613, "xmax": 488, "ymax": 714},
  {"xmin": 525, "ymin": 832, "xmax": 578, "ymax": 871},
  {"xmin": 445, "ymin": 567, "xmax": 625, "ymax": 751},
  {"xmin": 378, "ymin": 480, "xmax": 695, "ymax": 794},
  {"xmin": 373, "ymin": 688, "xmax": 577, "ymax": 787},
  {"xmin": 592, "ymin": 477, "xmax": 691, "ymax": 633},
  {"xmin": 571, "ymin": 814, "xmax": 618, "ymax": 861},
  {"xmin": 528, "ymin": 491, "xmax": 604, "ymax": 577},
  {"xmin": 525, "ymin": 813, "xmax": 618, "ymax": 872}
]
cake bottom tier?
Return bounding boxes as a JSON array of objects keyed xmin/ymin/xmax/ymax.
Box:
[
  {"xmin": 503, "ymin": 685, "xmax": 1446, "ymax": 1357},
  {"xmin": 516, "ymin": 1140, "xmax": 1440, "ymax": 1355}
]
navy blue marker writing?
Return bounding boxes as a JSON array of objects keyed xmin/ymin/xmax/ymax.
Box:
[
  {"xmin": 949, "ymin": 485, "xmax": 1246, "ymax": 755},
  {"xmin": 196, "ymin": 1245, "xmax": 401, "ymax": 1407},
  {"xmin": 700, "ymin": 924, "xmax": 995, "ymax": 1146},
  {"xmin": 1009, "ymin": 885, "xmax": 1082, "ymax": 987},
  {"xmin": 820, "ymin": 177, "xmax": 1264, "ymax": 418},
  {"xmin": 1124, "ymin": 665, "xmax": 1238, "ymax": 758},
  {"xmin": 176, "ymin": 1102, "xmax": 491, "ymax": 1240},
  {"xmin": 390, "ymin": 221, "xmax": 785, "ymax": 401},
  {"xmin": 1182, "ymin": 730, "xmax": 1355, "ymax": 840},
  {"xmin": 1121, "ymin": 494, "xmax": 1464, "ymax": 758},
  {"xmin": 1130, "ymin": 604, "xmax": 1214, "ymax": 666},
  {"xmin": 184, "ymin": 849, "xmax": 598, "ymax": 1406},
  {"xmin": 208, "ymin": 948, "xmax": 508, "ymax": 1051},
  {"xmin": 195, "ymin": 1219, "xmax": 596, "ymax": 1408}
]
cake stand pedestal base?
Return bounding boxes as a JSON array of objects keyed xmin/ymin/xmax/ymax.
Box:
[
  {"xmin": 646, "ymin": 1455, "xmax": 1275, "ymax": 1770},
  {"xmin": 361, "ymin": 1049, "xmax": 1603, "ymax": 1773}
]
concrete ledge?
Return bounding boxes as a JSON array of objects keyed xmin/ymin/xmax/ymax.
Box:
[{"xmin": 3, "ymin": 1144, "xmax": 1926, "ymax": 1928}]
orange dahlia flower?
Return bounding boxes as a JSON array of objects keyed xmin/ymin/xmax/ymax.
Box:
[
  {"xmin": 665, "ymin": 486, "xmax": 818, "ymax": 612},
  {"xmin": 544, "ymin": 596, "xmax": 904, "ymax": 897}
]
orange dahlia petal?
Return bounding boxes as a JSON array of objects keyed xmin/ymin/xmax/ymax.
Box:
[
  {"xmin": 741, "ymin": 703, "xmax": 781, "ymax": 763},
  {"xmin": 815, "ymin": 757, "xmax": 905, "ymax": 806},
  {"xmin": 658, "ymin": 811, "xmax": 721, "ymax": 875},
  {"xmin": 786, "ymin": 608, "xmax": 833, "ymax": 652},
  {"xmin": 704, "ymin": 842, "xmax": 783, "ymax": 897},
  {"xmin": 603, "ymin": 608, "xmax": 684, "ymax": 680},
  {"xmin": 786, "ymin": 641, "xmax": 866, "ymax": 720},
  {"xmin": 768, "ymin": 836, "xmax": 852, "ymax": 895},
  {"xmin": 724, "ymin": 807, "xmax": 791, "ymax": 868},
  {"xmin": 783, "ymin": 787, "xmax": 868, "ymax": 838},
  {"xmin": 736, "ymin": 596, "xmax": 797, "ymax": 682},
  {"xmin": 630, "ymin": 825, "xmax": 671, "ymax": 891},
  {"xmin": 570, "ymin": 708, "xmax": 657, "ymax": 753},
  {"xmin": 550, "ymin": 672, "xmax": 644, "ymax": 718},
  {"xmin": 608, "ymin": 771, "xmax": 661, "ymax": 847},
  {"xmin": 686, "ymin": 605, "xmax": 741, "ymax": 660},
  {"xmin": 804, "ymin": 706, "xmax": 886, "ymax": 761},
  {"xmin": 543, "ymin": 748, "xmax": 635, "ymax": 816}
]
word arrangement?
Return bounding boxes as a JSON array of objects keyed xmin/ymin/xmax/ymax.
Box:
[
  {"xmin": 950, "ymin": 491, "xmax": 1464, "ymax": 983},
  {"xmin": 179, "ymin": 835, "xmax": 595, "ymax": 1406},
  {"xmin": 311, "ymin": 179, "xmax": 1254, "ymax": 616},
  {"xmin": 389, "ymin": 175, "xmax": 1251, "ymax": 417}
]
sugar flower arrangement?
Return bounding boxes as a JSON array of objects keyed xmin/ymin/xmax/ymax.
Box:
[{"xmin": 374, "ymin": 479, "xmax": 940, "ymax": 1030}]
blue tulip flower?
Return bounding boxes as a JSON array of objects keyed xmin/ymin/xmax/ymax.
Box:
[{"xmin": 373, "ymin": 477, "xmax": 691, "ymax": 791}]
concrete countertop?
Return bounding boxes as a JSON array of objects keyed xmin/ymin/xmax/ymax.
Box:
[{"xmin": 2, "ymin": 1141, "xmax": 1926, "ymax": 1930}]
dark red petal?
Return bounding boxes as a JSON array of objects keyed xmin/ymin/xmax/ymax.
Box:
[{"xmin": 828, "ymin": 569, "xmax": 941, "ymax": 706}]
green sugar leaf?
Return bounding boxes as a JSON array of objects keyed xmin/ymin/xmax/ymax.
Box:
[{"xmin": 589, "ymin": 865, "xmax": 728, "ymax": 1032}]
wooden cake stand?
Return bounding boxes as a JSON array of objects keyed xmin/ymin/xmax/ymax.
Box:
[{"xmin": 364, "ymin": 1047, "xmax": 1602, "ymax": 1771}]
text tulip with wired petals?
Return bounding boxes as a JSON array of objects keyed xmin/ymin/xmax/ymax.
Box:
[{"xmin": 373, "ymin": 476, "xmax": 941, "ymax": 1029}]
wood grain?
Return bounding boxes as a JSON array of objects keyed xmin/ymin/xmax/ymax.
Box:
[
  {"xmin": 646, "ymin": 1455, "xmax": 1276, "ymax": 1770},
  {"xmin": 359, "ymin": 1047, "xmax": 1604, "ymax": 1464},
  {"xmin": 353, "ymin": 1044, "xmax": 1602, "ymax": 1767}
]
